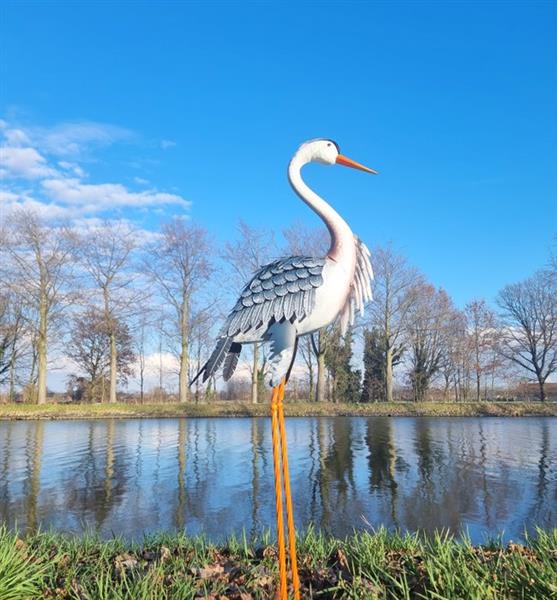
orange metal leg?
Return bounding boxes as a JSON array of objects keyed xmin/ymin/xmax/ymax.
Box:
[
  {"xmin": 278, "ymin": 379, "xmax": 301, "ymax": 600},
  {"xmin": 271, "ymin": 385, "xmax": 288, "ymax": 600}
]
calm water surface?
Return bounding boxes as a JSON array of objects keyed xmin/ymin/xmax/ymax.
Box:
[{"xmin": 0, "ymin": 416, "xmax": 555, "ymax": 543}]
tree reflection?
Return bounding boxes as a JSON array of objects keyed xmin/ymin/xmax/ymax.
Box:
[
  {"xmin": 365, "ymin": 417, "xmax": 398, "ymax": 526},
  {"xmin": 175, "ymin": 418, "xmax": 187, "ymax": 530},
  {"xmin": 25, "ymin": 421, "xmax": 44, "ymax": 531},
  {"xmin": 61, "ymin": 420, "xmax": 130, "ymax": 530},
  {"xmin": 249, "ymin": 417, "xmax": 265, "ymax": 538},
  {"xmin": 315, "ymin": 418, "xmax": 358, "ymax": 530},
  {"xmin": 0, "ymin": 422, "xmax": 13, "ymax": 523}
]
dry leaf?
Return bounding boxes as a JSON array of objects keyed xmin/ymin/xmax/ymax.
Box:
[
  {"xmin": 114, "ymin": 553, "xmax": 139, "ymax": 573},
  {"xmin": 193, "ymin": 563, "xmax": 225, "ymax": 579}
]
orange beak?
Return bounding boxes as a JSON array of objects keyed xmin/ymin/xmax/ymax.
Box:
[{"xmin": 336, "ymin": 154, "xmax": 378, "ymax": 174}]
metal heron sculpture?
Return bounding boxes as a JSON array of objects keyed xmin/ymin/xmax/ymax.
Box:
[{"xmin": 193, "ymin": 138, "xmax": 375, "ymax": 599}]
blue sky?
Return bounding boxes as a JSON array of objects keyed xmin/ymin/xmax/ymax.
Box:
[{"xmin": 1, "ymin": 1, "xmax": 556, "ymax": 307}]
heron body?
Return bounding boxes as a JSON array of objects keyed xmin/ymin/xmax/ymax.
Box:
[
  {"xmin": 192, "ymin": 138, "xmax": 375, "ymax": 600},
  {"xmin": 195, "ymin": 138, "xmax": 374, "ymax": 388}
]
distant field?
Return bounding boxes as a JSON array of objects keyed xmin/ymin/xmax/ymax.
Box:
[
  {"xmin": 1, "ymin": 400, "xmax": 556, "ymax": 420},
  {"xmin": 2, "ymin": 526, "xmax": 556, "ymax": 599}
]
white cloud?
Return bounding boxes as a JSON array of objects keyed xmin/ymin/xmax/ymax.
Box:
[
  {"xmin": 0, "ymin": 146, "xmax": 58, "ymax": 179},
  {"xmin": 58, "ymin": 160, "xmax": 86, "ymax": 178},
  {"xmin": 143, "ymin": 352, "xmax": 180, "ymax": 374},
  {"xmin": 30, "ymin": 121, "xmax": 134, "ymax": 157},
  {"xmin": 0, "ymin": 117, "xmax": 189, "ymax": 221},
  {"xmin": 0, "ymin": 190, "xmax": 73, "ymax": 220},
  {"xmin": 41, "ymin": 177, "xmax": 190, "ymax": 213},
  {"xmin": 160, "ymin": 139, "xmax": 176, "ymax": 150},
  {"xmin": 4, "ymin": 128, "xmax": 31, "ymax": 146}
]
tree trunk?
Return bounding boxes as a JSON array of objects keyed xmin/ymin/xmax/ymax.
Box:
[
  {"xmin": 138, "ymin": 329, "xmax": 145, "ymax": 404},
  {"xmin": 27, "ymin": 421, "xmax": 44, "ymax": 529},
  {"xmin": 308, "ymin": 356, "xmax": 314, "ymax": 402},
  {"xmin": 195, "ymin": 342, "xmax": 201, "ymax": 403},
  {"xmin": 385, "ymin": 347, "xmax": 393, "ymax": 403},
  {"xmin": 158, "ymin": 328, "xmax": 164, "ymax": 400},
  {"xmin": 178, "ymin": 297, "xmax": 189, "ymax": 403},
  {"xmin": 316, "ymin": 350, "xmax": 326, "ymax": 402},
  {"xmin": 8, "ymin": 350, "xmax": 17, "ymax": 403},
  {"xmin": 109, "ymin": 330, "xmax": 117, "ymax": 403},
  {"xmin": 103, "ymin": 288, "xmax": 118, "ymax": 404},
  {"xmin": 442, "ymin": 375, "xmax": 450, "ymax": 401},
  {"xmin": 37, "ymin": 294, "xmax": 47, "ymax": 405},
  {"xmin": 251, "ymin": 344, "xmax": 259, "ymax": 404},
  {"xmin": 538, "ymin": 378, "xmax": 546, "ymax": 402}
]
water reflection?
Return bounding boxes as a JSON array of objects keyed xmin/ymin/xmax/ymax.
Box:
[{"xmin": 0, "ymin": 416, "xmax": 556, "ymax": 543}]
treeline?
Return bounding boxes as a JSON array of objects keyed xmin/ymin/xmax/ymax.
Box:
[{"xmin": 0, "ymin": 209, "xmax": 556, "ymax": 404}]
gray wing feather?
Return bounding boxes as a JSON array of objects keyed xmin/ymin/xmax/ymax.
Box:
[
  {"xmin": 251, "ymin": 302, "xmax": 264, "ymax": 329},
  {"xmin": 284, "ymin": 271, "xmax": 298, "ymax": 282},
  {"xmin": 298, "ymin": 278, "xmax": 313, "ymax": 291},
  {"xmin": 273, "ymin": 296, "xmax": 285, "ymax": 320},
  {"xmin": 242, "ymin": 295, "xmax": 254, "ymax": 307},
  {"xmin": 309, "ymin": 274, "xmax": 323, "ymax": 287},
  {"xmin": 286, "ymin": 280, "xmax": 299, "ymax": 293},
  {"xmin": 261, "ymin": 279, "xmax": 274, "ymax": 290},
  {"xmin": 261, "ymin": 300, "xmax": 275, "ymax": 328},
  {"xmin": 223, "ymin": 343, "xmax": 242, "ymax": 381},
  {"xmin": 274, "ymin": 283, "xmax": 288, "ymax": 297},
  {"xmin": 228, "ymin": 312, "xmax": 242, "ymax": 336},
  {"xmin": 240, "ymin": 307, "xmax": 253, "ymax": 332},
  {"xmin": 283, "ymin": 293, "xmax": 295, "ymax": 321}
]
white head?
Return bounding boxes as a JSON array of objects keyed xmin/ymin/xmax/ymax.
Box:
[{"xmin": 292, "ymin": 138, "xmax": 377, "ymax": 174}]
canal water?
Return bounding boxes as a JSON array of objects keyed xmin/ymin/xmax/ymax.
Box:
[{"xmin": 1, "ymin": 416, "xmax": 555, "ymax": 543}]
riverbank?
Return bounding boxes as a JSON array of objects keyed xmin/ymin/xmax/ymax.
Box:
[
  {"xmin": 3, "ymin": 526, "xmax": 556, "ymax": 599},
  {"xmin": 0, "ymin": 400, "xmax": 556, "ymax": 420}
]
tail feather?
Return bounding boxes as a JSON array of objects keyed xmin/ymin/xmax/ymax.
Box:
[
  {"xmin": 223, "ymin": 343, "xmax": 242, "ymax": 381},
  {"xmin": 202, "ymin": 337, "xmax": 233, "ymax": 383}
]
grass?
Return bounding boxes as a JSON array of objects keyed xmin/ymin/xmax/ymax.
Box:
[
  {"xmin": 0, "ymin": 400, "xmax": 556, "ymax": 421},
  {"xmin": 1, "ymin": 526, "xmax": 556, "ymax": 599}
]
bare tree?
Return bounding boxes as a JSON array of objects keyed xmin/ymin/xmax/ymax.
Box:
[
  {"xmin": 369, "ymin": 245, "xmax": 421, "ymax": 402},
  {"xmin": 222, "ymin": 221, "xmax": 276, "ymax": 403},
  {"xmin": 464, "ymin": 299, "xmax": 499, "ymax": 401},
  {"xmin": 0, "ymin": 291, "xmax": 29, "ymax": 400},
  {"xmin": 438, "ymin": 310, "xmax": 470, "ymax": 401},
  {"xmin": 66, "ymin": 308, "xmax": 135, "ymax": 402},
  {"xmin": 0, "ymin": 210, "xmax": 73, "ymax": 404},
  {"xmin": 497, "ymin": 271, "xmax": 557, "ymax": 401},
  {"xmin": 145, "ymin": 218, "xmax": 213, "ymax": 403},
  {"xmin": 406, "ymin": 283, "xmax": 456, "ymax": 402},
  {"xmin": 188, "ymin": 305, "xmax": 216, "ymax": 403},
  {"xmin": 74, "ymin": 221, "xmax": 138, "ymax": 403},
  {"xmin": 0, "ymin": 293, "xmax": 20, "ymax": 386},
  {"xmin": 134, "ymin": 309, "xmax": 155, "ymax": 404}
]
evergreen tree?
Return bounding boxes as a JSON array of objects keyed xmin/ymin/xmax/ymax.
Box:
[
  {"xmin": 361, "ymin": 328, "xmax": 403, "ymax": 402},
  {"xmin": 324, "ymin": 327, "xmax": 361, "ymax": 402}
]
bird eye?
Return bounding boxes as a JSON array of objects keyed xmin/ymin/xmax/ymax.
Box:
[{"xmin": 327, "ymin": 143, "xmax": 332, "ymax": 147}]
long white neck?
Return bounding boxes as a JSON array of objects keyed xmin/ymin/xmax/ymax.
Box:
[{"xmin": 288, "ymin": 154, "xmax": 354, "ymax": 262}]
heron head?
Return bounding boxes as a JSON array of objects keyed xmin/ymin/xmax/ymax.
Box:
[{"xmin": 295, "ymin": 138, "xmax": 377, "ymax": 174}]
